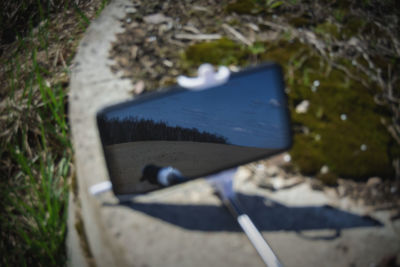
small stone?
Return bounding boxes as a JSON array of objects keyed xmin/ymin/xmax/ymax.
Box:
[
  {"xmin": 360, "ymin": 144, "xmax": 367, "ymax": 151},
  {"xmin": 147, "ymin": 36, "xmax": 157, "ymax": 42},
  {"xmin": 256, "ymin": 164, "xmax": 265, "ymax": 171},
  {"xmin": 295, "ymin": 100, "xmax": 310, "ymax": 114},
  {"xmin": 116, "ymin": 56, "xmax": 130, "ymax": 67},
  {"xmin": 130, "ymin": 45, "xmax": 138, "ymax": 59},
  {"xmin": 283, "ymin": 154, "xmax": 291, "ymax": 162},
  {"xmin": 340, "ymin": 114, "xmax": 347, "ymax": 121},
  {"xmin": 162, "ymin": 60, "xmax": 173, "ymax": 67},
  {"xmin": 390, "ymin": 186, "xmax": 397, "ymax": 194},
  {"xmin": 247, "ymin": 23, "xmax": 260, "ymax": 32},
  {"xmin": 313, "ymin": 80, "xmax": 320, "ymax": 87},
  {"xmin": 265, "ymin": 166, "xmax": 280, "ymax": 177},
  {"xmin": 320, "ymin": 165, "xmax": 329, "ymax": 174},
  {"xmin": 125, "ymin": 6, "xmax": 137, "ymax": 13},
  {"xmin": 133, "ymin": 80, "xmax": 145, "ymax": 95},
  {"xmin": 257, "ymin": 180, "xmax": 276, "ymax": 191},
  {"xmin": 348, "ymin": 37, "xmax": 359, "ymax": 46},
  {"xmin": 143, "ymin": 13, "xmax": 171, "ymax": 24},
  {"xmin": 311, "ymin": 179, "xmax": 324, "ymax": 191},
  {"xmin": 367, "ymin": 177, "xmax": 381, "ymax": 187}
]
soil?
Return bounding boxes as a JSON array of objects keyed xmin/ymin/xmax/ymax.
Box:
[{"xmin": 107, "ymin": 0, "xmax": 400, "ymax": 212}]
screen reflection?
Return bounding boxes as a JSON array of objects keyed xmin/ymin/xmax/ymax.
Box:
[{"xmin": 97, "ymin": 63, "xmax": 291, "ymax": 194}]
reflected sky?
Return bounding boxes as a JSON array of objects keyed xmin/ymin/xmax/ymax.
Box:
[{"xmin": 106, "ymin": 67, "xmax": 290, "ymax": 149}]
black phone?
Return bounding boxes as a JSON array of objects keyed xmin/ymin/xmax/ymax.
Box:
[{"xmin": 97, "ymin": 62, "xmax": 292, "ymax": 195}]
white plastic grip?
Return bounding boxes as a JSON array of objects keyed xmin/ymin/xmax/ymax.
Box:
[
  {"xmin": 89, "ymin": 181, "xmax": 112, "ymax": 196},
  {"xmin": 157, "ymin": 166, "xmax": 184, "ymax": 186},
  {"xmin": 177, "ymin": 64, "xmax": 230, "ymax": 91}
]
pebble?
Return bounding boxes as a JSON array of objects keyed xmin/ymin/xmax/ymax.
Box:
[
  {"xmin": 310, "ymin": 179, "xmax": 324, "ymax": 191},
  {"xmin": 367, "ymin": 177, "xmax": 381, "ymax": 187},
  {"xmin": 265, "ymin": 166, "xmax": 280, "ymax": 177},
  {"xmin": 361, "ymin": 144, "xmax": 367, "ymax": 151},
  {"xmin": 147, "ymin": 36, "xmax": 157, "ymax": 42},
  {"xmin": 283, "ymin": 154, "xmax": 291, "ymax": 162},
  {"xmin": 125, "ymin": 6, "xmax": 137, "ymax": 13},
  {"xmin": 295, "ymin": 100, "xmax": 310, "ymax": 114},
  {"xmin": 143, "ymin": 13, "xmax": 171, "ymax": 24},
  {"xmin": 340, "ymin": 114, "xmax": 347, "ymax": 121},
  {"xmin": 320, "ymin": 165, "xmax": 329, "ymax": 174}
]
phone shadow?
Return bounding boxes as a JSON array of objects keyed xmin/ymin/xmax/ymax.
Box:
[{"xmin": 110, "ymin": 193, "xmax": 381, "ymax": 238}]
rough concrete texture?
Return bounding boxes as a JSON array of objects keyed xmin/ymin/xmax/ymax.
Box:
[{"xmin": 68, "ymin": 1, "xmax": 400, "ymax": 266}]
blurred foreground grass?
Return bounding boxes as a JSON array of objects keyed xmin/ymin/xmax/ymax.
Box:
[{"xmin": 0, "ymin": 0, "xmax": 108, "ymax": 265}]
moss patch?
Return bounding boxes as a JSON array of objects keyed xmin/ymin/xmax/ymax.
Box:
[
  {"xmin": 262, "ymin": 41, "xmax": 397, "ymax": 180},
  {"xmin": 226, "ymin": 0, "xmax": 285, "ymax": 15},
  {"xmin": 226, "ymin": 0, "xmax": 260, "ymax": 14},
  {"xmin": 315, "ymin": 21, "xmax": 341, "ymax": 39},
  {"xmin": 181, "ymin": 38, "xmax": 250, "ymax": 71},
  {"xmin": 182, "ymin": 38, "xmax": 399, "ymax": 182}
]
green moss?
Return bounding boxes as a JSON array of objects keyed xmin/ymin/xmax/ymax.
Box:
[
  {"xmin": 226, "ymin": 0, "xmax": 260, "ymax": 14},
  {"xmin": 225, "ymin": 0, "xmax": 285, "ymax": 15},
  {"xmin": 315, "ymin": 22, "xmax": 340, "ymax": 39},
  {"xmin": 291, "ymin": 134, "xmax": 324, "ymax": 175},
  {"xmin": 317, "ymin": 172, "xmax": 338, "ymax": 186},
  {"xmin": 333, "ymin": 9, "xmax": 347, "ymax": 23},
  {"xmin": 182, "ymin": 38, "xmax": 250, "ymax": 69},
  {"xmin": 181, "ymin": 38, "xmax": 399, "ymax": 181},
  {"xmin": 341, "ymin": 17, "xmax": 365, "ymax": 39},
  {"xmin": 288, "ymin": 16, "xmax": 314, "ymax": 28},
  {"xmin": 258, "ymin": 40, "xmax": 398, "ymax": 180}
]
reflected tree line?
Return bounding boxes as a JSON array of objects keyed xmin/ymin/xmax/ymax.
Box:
[{"xmin": 98, "ymin": 115, "xmax": 228, "ymax": 146}]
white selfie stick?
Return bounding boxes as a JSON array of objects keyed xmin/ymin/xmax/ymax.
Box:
[{"xmin": 208, "ymin": 169, "xmax": 283, "ymax": 267}]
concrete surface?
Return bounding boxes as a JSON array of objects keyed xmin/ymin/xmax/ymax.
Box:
[{"xmin": 68, "ymin": 1, "xmax": 400, "ymax": 266}]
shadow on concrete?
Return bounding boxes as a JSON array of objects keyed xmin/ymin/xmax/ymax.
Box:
[{"xmin": 108, "ymin": 193, "xmax": 382, "ymax": 235}]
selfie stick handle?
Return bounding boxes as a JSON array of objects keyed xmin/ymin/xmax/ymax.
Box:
[
  {"xmin": 207, "ymin": 169, "xmax": 282, "ymax": 267},
  {"xmin": 228, "ymin": 198, "xmax": 283, "ymax": 267}
]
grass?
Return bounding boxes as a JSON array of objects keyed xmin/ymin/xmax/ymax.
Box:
[{"xmin": 0, "ymin": 0, "xmax": 109, "ymax": 266}]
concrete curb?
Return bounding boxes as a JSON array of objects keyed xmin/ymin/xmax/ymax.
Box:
[{"xmin": 68, "ymin": 0, "xmax": 133, "ymax": 266}]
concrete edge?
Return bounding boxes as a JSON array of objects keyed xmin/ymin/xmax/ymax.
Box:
[{"xmin": 67, "ymin": 0, "xmax": 133, "ymax": 266}]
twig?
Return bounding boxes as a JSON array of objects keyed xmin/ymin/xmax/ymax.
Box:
[
  {"xmin": 183, "ymin": 25, "xmax": 201, "ymax": 34},
  {"xmin": 259, "ymin": 21, "xmax": 288, "ymax": 31},
  {"xmin": 222, "ymin": 24, "xmax": 252, "ymax": 46},
  {"xmin": 59, "ymin": 50, "xmax": 68, "ymax": 70},
  {"xmin": 174, "ymin": 33, "xmax": 221, "ymax": 40}
]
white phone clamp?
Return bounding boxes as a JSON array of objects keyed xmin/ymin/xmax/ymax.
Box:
[{"xmin": 177, "ymin": 64, "xmax": 230, "ymax": 91}]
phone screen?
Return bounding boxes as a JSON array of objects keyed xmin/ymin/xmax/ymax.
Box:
[{"xmin": 97, "ymin": 63, "xmax": 291, "ymax": 195}]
